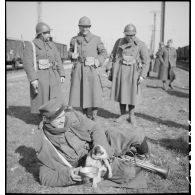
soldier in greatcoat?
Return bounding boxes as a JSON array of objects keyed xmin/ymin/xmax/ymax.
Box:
[
  {"xmin": 158, "ymin": 39, "xmax": 177, "ymax": 90},
  {"xmin": 23, "ymin": 22, "xmax": 66, "ymax": 116},
  {"xmin": 68, "ymin": 16, "xmax": 107, "ymax": 120},
  {"xmin": 106, "ymin": 24, "xmax": 150, "ymax": 126},
  {"xmin": 153, "ymin": 42, "xmax": 164, "ymax": 74}
]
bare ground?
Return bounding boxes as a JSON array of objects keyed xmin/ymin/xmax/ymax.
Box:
[{"xmin": 6, "ymin": 67, "xmax": 190, "ymax": 193}]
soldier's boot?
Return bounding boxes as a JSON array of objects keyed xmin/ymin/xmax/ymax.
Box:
[
  {"xmin": 162, "ymin": 81, "xmax": 167, "ymax": 91},
  {"xmin": 83, "ymin": 108, "xmax": 92, "ymax": 119},
  {"xmin": 128, "ymin": 105, "xmax": 137, "ymax": 126},
  {"xmin": 114, "ymin": 104, "xmax": 128, "ymax": 123},
  {"xmin": 92, "ymin": 108, "xmax": 98, "ymax": 121}
]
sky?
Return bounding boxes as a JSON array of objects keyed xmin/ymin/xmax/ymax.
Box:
[{"xmin": 6, "ymin": 1, "xmax": 189, "ymax": 53}]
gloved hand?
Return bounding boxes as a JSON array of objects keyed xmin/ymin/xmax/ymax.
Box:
[
  {"xmin": 137, "ymin": 76, "xmax": 145, "ymax": 85},
  {"xmin": 94, "ymin": 58, "xmax": 100, "ymax": 68},
  {"xmin": 31, "ymin": 79, "xmax": 38, "ymax": 94}
]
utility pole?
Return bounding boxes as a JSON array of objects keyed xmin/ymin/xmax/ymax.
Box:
[
  {"xmin": 160, "ymin": 1, "xmax": 166, "ymax": 43},
  {"xmin": 37, "ymin": 2, "xmax": 42, "ymax": 23},
  {"xmin": 150, "ymin": 11, "xmax": 159, "ymax": 54}
]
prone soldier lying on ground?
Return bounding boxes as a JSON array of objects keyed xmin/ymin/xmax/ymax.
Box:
[{"xmin": 37, "ymin": 97, "xmax": 149, "ymax": 187}]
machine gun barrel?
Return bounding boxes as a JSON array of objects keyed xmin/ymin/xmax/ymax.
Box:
[{"xmin": 114, "ymin": 155, "xmax": 169, "ymax": 179}]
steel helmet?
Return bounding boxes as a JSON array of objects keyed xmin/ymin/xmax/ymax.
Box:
[
  {"xmin": 124, "ymin": 24, "xmax": 136, "ymax": 35},
  {"xmin": 78, "ymin": 16, "xmax": 91, "ymax": 26},
  {"xmin": 36, "ymin": 22, "xmax": 51, "ymax": 35}
]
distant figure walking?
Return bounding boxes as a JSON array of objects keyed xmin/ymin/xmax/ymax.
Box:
[
  {"xmin": 158, "ymin": 39, "xmax": 177, "ymax": 90},
  {"xmin": 23, "ymin": 22, "xmax": 65, "ymax": 115},
  {"xmin": 153, "ymin": 42, "xmax": 165, "ymax": 74}
]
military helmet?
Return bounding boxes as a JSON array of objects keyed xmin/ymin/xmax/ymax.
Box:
[
  {"xmin": 78, "ymin": 16, "xmax": 91, "ymax": 26},
  {"xmin": 124, "ymin": 24, "xmax": 136, "ymax": 35},
  {"xmin": 36, "ymin": 22, "xmax": 51, "ymax": 35},
  {"xmin": 167, "ymin": 39, "xmax": 173, "ymax": 44}
]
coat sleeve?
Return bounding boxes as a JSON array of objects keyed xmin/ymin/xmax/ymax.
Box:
[
  {"xmin": 68, "ymin": 38, "xmax": 75, "ymax": 61},
  {"xmin": 139, "ymin": 42, "xmax": 150, "ymax": 78},
  {"xmin": 89, "ymin": 122, "xmax": 114, "ymax": 156},
  {"xmin": 23, "ymin": 41, "xmax": 38, "ymax": 82},
  {"xmin": 96, "ymin": 36, "xmax": 108, "ymax": 66},
  {"xmin": 158, "ymin": 48, "xmax": 165, "ymax": 65},
  {"xmin": 53, "ymin": 43, "xmax": 66, "ymax": 77},
  {"xmin": 109, "ymin": 38, "xmax": 121, "ymax": 63},
  {"xmin": 104, "ymin": 38, "xmax": 121, "ymax": 71},
  {"xmin": 39, "ymin": 164, "xmax": 76, "ymax": 187},
  {"xmin": 74, "ymin": 111, "xmax": 114, "ymax": 157},
  {"xmin": 173, "ymin": 48, "xmax": 177, "ymax": 63}
]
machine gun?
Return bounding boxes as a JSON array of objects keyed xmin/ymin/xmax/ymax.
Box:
[{"xmin": 112, "ymin": 154, "xmax": 169, "ymax": 179}]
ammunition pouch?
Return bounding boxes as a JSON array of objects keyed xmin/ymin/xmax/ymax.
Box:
[
  {"xmin": 38, "ymin": 59, "xmax": 56, "ymax": 70},
  {"xmin": 84, "ymin": 56, "xmax": 95, "ymax": 66},
  {"xmin": 121, "ymin": 55, "xmax": 136, "ymax": 66}
]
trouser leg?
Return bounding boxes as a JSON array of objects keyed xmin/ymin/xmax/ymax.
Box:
[
  {"xmin": 162, "ymin": 80, "xmax": 167, "ymax": 90},
  {"xmin": 128, "ymin": 105, "xmax": 136, "ymax": 126},
  {"xmin": 114, "ymin": 104, "xmax": 128, "ymax": 123},
  {"xmin": 168, "ymin": 69, "xmax": 176, "ymax": 89}
]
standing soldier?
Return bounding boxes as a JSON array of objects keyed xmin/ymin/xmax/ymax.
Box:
[
  {"xmin": 23, "ymin": 22, "xmax": 66, "ymax": 117},
  {"xmin": 153, "ymin": 42, "xmax": 165, "ymax": 74},
  {"xmin": 68, "ymin": 16, "xmax": 107, "ymax": 120},
  {"xmin": 158, "ymin": 39, "xmax": 177, "ymax": 90},
  {"xmin": 106, "ymin": 24, "xmax": 149, "ymax": 126}
]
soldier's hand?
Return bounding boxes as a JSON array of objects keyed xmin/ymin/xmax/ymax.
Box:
[
  {"xmin": 70, "ymin": 167, "xmax": 82, "ymax": 182},
  {"xmin": 94, "ymin": 58, "xmax": 100, "ymax": 68},
  {"xmin": 137, "ymin": 76, "xmax": 144, "ymax": 85},
  {"xmin": 60, "ymin": 76, "xmax": 65, "ymax": 83},
  {"xmin": 72, "ymin": 53, "xmax": 79, "ymax": 59},
  {"xmin": 31, "ymin": 79, "xmax": 38, "ymax": 94}
]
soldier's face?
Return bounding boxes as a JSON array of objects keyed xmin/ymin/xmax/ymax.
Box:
[
  {"xmin": 124, "ymin": 35, "xmax": 135, "ymax": 43},
  {"xmin": 50, "ymin": 110, "xmax": 66, "ymax": 128},
  {"xmin": 79, "ymin": 26, "xmax": 90, "ymax": 36},
  {"xmin": 42, "ymin": 31, "xmax": 51, "ymax": 42},
  {"xmin": 167, "ymin": 42, "xmax": 172, "ymax": 48}
]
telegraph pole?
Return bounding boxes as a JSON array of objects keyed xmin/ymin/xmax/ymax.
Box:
[
  {"xmin": 150, "ymin": 11, "xmax": 159, "ymax": 54},
  {"xmin": 37, "ymin": 2, "xmax": 42, "ymax": 23},
  {"xmin": 160, "ymin": 1, "xmax": 165, "ymax": 43}
]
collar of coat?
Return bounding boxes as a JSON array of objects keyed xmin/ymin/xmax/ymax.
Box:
[
  {"xmin": 76, "ymin": 32, "xmax": 94, "ymax": 43},
  {"xmin": 33, "ymin": 38, "xmax": 53, "ymax": 49},
  {"xmin": 119, "ymin": 37, "xmax": 140, "ymax": 50}
]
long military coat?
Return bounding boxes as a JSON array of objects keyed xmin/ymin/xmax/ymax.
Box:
[
  {"xmin": 153, "ymin": 48, "xmax": 162, "ymax": 73},
  {"xmin": 23, "ymin": 38, "xmax": 65, "ymax": 114},
  {"xmin": 68, "ymin": 32, "xmax": 107, "ymax": 109},
  {"xmin": 158, "ymin": 46, "xmax": 177, "ymax": 81},
  {"xmin": 37, "ymin": 109, "xmax": 146, "ymax": 187},
  {"xmin": 109, "ymin": 37, "xmax": 149, "ymax": 105}
]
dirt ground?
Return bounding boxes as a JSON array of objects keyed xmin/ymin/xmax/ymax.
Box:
[{"xmin": 6, "ymin": 66, "xmax": 189, "ymax": 193}]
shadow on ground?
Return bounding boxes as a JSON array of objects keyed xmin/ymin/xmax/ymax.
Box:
[
  {"xmin": 146, "ymin": 85, "xmax": 163, "ymax": 90},
  {"xmin": 15, "ymin": 145, "xmax": 40, "ymax": 182},
  {"xmin": 135, "ymin": 112, "xmax": 189, "ymax": 130},
  {"xmin": 166, "ymin": 90, "xmax": 189, "ymax": 98},
  {"xmin": 7, "ymin": 106, "xmax": 42, "ymax": 125},
  {"xmin": 147, "ymin": 136, "xmax": 189, "ymax": 155},
  {"xmin": 98, "ymin": 108, "xmax": 119, "ymax": 119}
]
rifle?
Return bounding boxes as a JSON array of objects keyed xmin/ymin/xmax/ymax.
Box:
[{"xmin": 112, "ymin": 155, "xmax": 169, "ymax": 179}]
